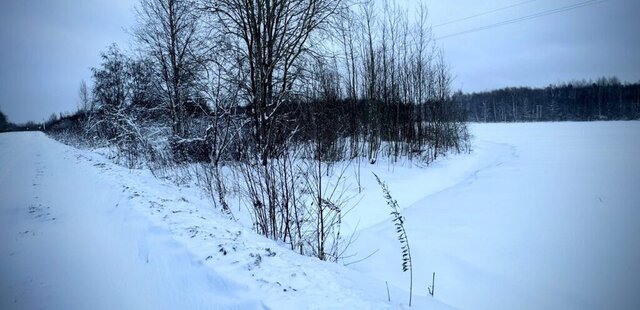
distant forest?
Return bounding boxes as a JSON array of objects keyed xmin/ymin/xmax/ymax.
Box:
[{"xmin": 455, "ymin": 77, "xmax": 640, "ymax": 122}]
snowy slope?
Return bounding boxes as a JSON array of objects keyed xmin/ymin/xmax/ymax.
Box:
[
  {"xmin": 0, "ymin": 131, "xmax": 451, "ymax": 309},
  {"xmin": 348, "ymin": 121, "xmax": 640, "ymax": 309}
]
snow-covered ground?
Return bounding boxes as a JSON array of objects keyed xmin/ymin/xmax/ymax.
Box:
[
  {"xmin": 348, "ymin": 121, "xmax": 640, "ymax": 309},
  {"xmin": 1, "ymin": 121, "xmax": 639, "ymax": 309},
  {"xmin": 0, "ymin": 131, "xmax": 448, "ymax": 309}
]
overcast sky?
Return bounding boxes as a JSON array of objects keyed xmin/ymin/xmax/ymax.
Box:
[
  {"xmin": 0, "ymin": 0, "xmax": 135, "ymax": 124},
  {"xmin": 0, "ymin": 0, "xmax": 639, "ymax": 123},
  {"xmin": 428, "ymin": 0, "xmax": 640, "ymax": 93}
]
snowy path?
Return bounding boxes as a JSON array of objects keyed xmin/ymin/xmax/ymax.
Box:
[
  {"xmin": 0, "ymin": 132, "xmax": 263, "ymax": 309},
  {"xmin": 349, "ymin": 121, "xmax": 640, "ymax": 309}
]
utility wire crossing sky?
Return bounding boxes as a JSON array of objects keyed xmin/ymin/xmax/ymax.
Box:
[
  {"xmin": 435, "ymin": 0, "xmax": 610, "ymax": 40},
  {"xmin": 0, "ymin": 0, "xmax": 638, "ymax": 123}
]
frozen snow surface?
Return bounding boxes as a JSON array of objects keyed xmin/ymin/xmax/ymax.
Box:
[
  {"xmin": 0, "ymin": 131, "xmax": 448, "ymax": 309},
  {"xmin": 1, "ymin": 121, "xmax": 639, "ymax": 309},
  {"xmin": 347, "ymin": 121, "xmax": 640, "ymax": 310}
]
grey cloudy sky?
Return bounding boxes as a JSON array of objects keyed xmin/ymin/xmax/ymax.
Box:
[
  {"xmin": 428, "ymin": 0, "xmax": 640, "ymax": 92},
  {"xmin": 0, "ymin": 0, "xmax": 639, "ymax": 123},
  {"xmin": 0, "ymin": 0, "xmax": 135, "ymax": 123}
]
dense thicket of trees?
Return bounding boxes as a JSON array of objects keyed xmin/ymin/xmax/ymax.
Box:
[{"xmin": 456, "ymin": 77, "xmax": 640, "ymax": 122}]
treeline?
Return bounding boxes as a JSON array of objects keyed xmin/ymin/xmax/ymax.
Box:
[
  {"xmin": 0, "ymin": 110, "xmax": 46, "ymax": 132},
  {"xmin": 455, "ymin": 77, "xmax": 640, "ymax": 122},
  {"xmin": 43, "ymin": 0, "xmax": 469, "ymax": 262},
  {"xmin": 0, "ymin": 110, "xmax": 12, "ymax": 132}
]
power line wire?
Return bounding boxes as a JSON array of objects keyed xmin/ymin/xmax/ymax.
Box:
[
  {"xmin": 436, "ymin": 0, "xmax": 609, "ymax": 40},
  {"xmin": 433, "ymin": 0, "xmax": 537, "ymax": 28}
]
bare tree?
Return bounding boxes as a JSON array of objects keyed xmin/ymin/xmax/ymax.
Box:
[
  {"xmin": 78, "ymin": 80, "xmax": 92, "ymax": 112},
  {"xmin": 205, "ymin": 0, "xmax": 343, "ymax": 164},
  {"xmin": 133, "ymin": 0, "xmax": 206, "ymax": 139}
]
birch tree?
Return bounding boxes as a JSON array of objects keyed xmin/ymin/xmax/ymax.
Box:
[
  {"xmin": 133, "ymin": 0, "xmax": 206, "ymax": 139},
  {"xmin": 205, "ymin": 0, "xmax": 343, "ymax": 163}
]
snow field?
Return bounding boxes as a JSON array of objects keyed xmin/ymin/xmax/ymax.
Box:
[
  {"xmin": 348, "ymin": 121, "xmax": 640, "ymax": 309},
  {"xmin": 2, "ymin": 121, "xmax": 638, "ymax": 309}
]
